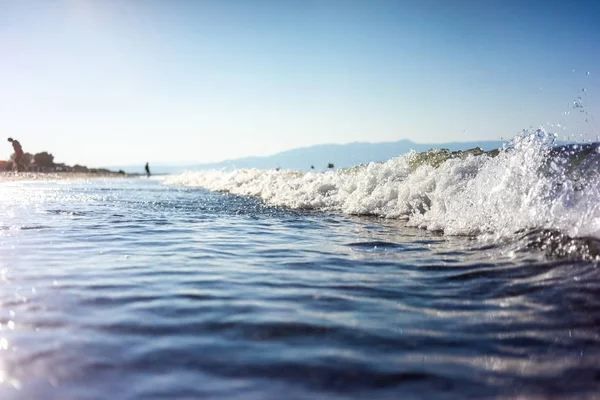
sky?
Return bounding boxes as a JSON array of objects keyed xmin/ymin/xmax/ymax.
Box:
[{"xmin": 0, "ymin": 0, "xmax": 599, "ymax": 167}]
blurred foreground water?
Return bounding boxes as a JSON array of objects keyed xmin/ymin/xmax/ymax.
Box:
[{"xmin": 0, "ymin": 176, "xmax": 598, "ymax": 399}]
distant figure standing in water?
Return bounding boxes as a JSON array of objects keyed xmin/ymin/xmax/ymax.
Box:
[
  {"xmin": 145, "ymin": 162, "xmax": 151, "ymax": 178},
  {"xmin": 7, "ymin": 137, "xmax": 24, "ymax": 172}
]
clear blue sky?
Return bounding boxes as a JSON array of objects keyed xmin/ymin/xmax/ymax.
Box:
[{"xmin": 1, "ymin": 0, "xmax": 598, "ymax": 167}]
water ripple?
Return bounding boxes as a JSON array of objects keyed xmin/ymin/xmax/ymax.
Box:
[{"xmin": 0, "ymin": 179, "xmax": 598, "ymax": 399}]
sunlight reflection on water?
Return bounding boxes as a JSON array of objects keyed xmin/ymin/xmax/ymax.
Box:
[{"xmin": 0, "ymin": 178, "xmax": 598, "ymax": 399}]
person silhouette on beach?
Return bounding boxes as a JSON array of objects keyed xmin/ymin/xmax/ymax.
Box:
[
  {"xmin": 145, "ymin": 162, "xmax": 151, "ymax": 178},
  {"xmin": 7, "ymin": 138, "xmax": 24, "ymax": 172}
]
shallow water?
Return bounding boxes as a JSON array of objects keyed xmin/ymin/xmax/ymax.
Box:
[{"xmin": 0, "ymin": 178, "xmax": 599, "ymax": 399}]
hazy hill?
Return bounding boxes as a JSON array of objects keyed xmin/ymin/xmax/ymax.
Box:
[{"xmin": 110, "ymin": 139, "xmax": 507, "ymax": 174}]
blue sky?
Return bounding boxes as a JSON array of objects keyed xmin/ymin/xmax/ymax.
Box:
[{"xmin": 0, "ymin": 0, "xmax": 598, "ymax": 167}]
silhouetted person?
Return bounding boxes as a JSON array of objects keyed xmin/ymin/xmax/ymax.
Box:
[
  {"xmin": 145, "ymin": 162, "xmax": 151, "ymax": 177},
  {"xmin": 7, "ymin": 138, "xmax": 24, "ymax": 172}
]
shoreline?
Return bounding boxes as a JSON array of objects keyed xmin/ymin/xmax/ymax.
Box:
[{"xmin": 0, "ymin": 171, "xmax": 131, "ymax": 182}]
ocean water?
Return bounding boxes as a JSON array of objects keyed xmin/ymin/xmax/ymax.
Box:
[{"xmin": 1, "ymin": 132, "xmax": 599, "ymax": 399}]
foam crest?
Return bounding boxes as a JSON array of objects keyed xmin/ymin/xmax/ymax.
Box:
[{"xmin": 163, "ymin": 132, "xmax": 600, "ymax": 241}]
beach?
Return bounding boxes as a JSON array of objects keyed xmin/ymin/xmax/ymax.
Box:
[
  {"xmin": 0, "ymin": 171, "xmax": 126, "ymax": 182},
  {"xmin": 2, "ymin": 0, "xmax": 598, "ymax": 397},
  {"xmin": 0, "ymin": 137, "xmax": 599, "ymax": 399}
]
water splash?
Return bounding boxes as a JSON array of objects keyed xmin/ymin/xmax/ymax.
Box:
[{"xmin": 164, "ymin": 131, "xmax": 600, "ymax": 257}]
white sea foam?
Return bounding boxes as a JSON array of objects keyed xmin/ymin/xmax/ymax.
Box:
[{"xmin": 162, "ymin": 132, "xmax": 600, "ymax": 240}]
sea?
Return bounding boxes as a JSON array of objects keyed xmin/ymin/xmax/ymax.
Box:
[{"xmin": 0, "ymin": 131, "xmax": 599, "ymax": 399}]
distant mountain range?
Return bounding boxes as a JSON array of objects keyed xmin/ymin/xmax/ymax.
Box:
[{"xmin": 109, "ymin": 139, "xmax": 507, "ymax": 175}]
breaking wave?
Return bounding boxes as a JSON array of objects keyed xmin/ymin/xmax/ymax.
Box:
[{"xmin": 163, "ymin": 131, "xmax": 600, "ymax": 260}]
